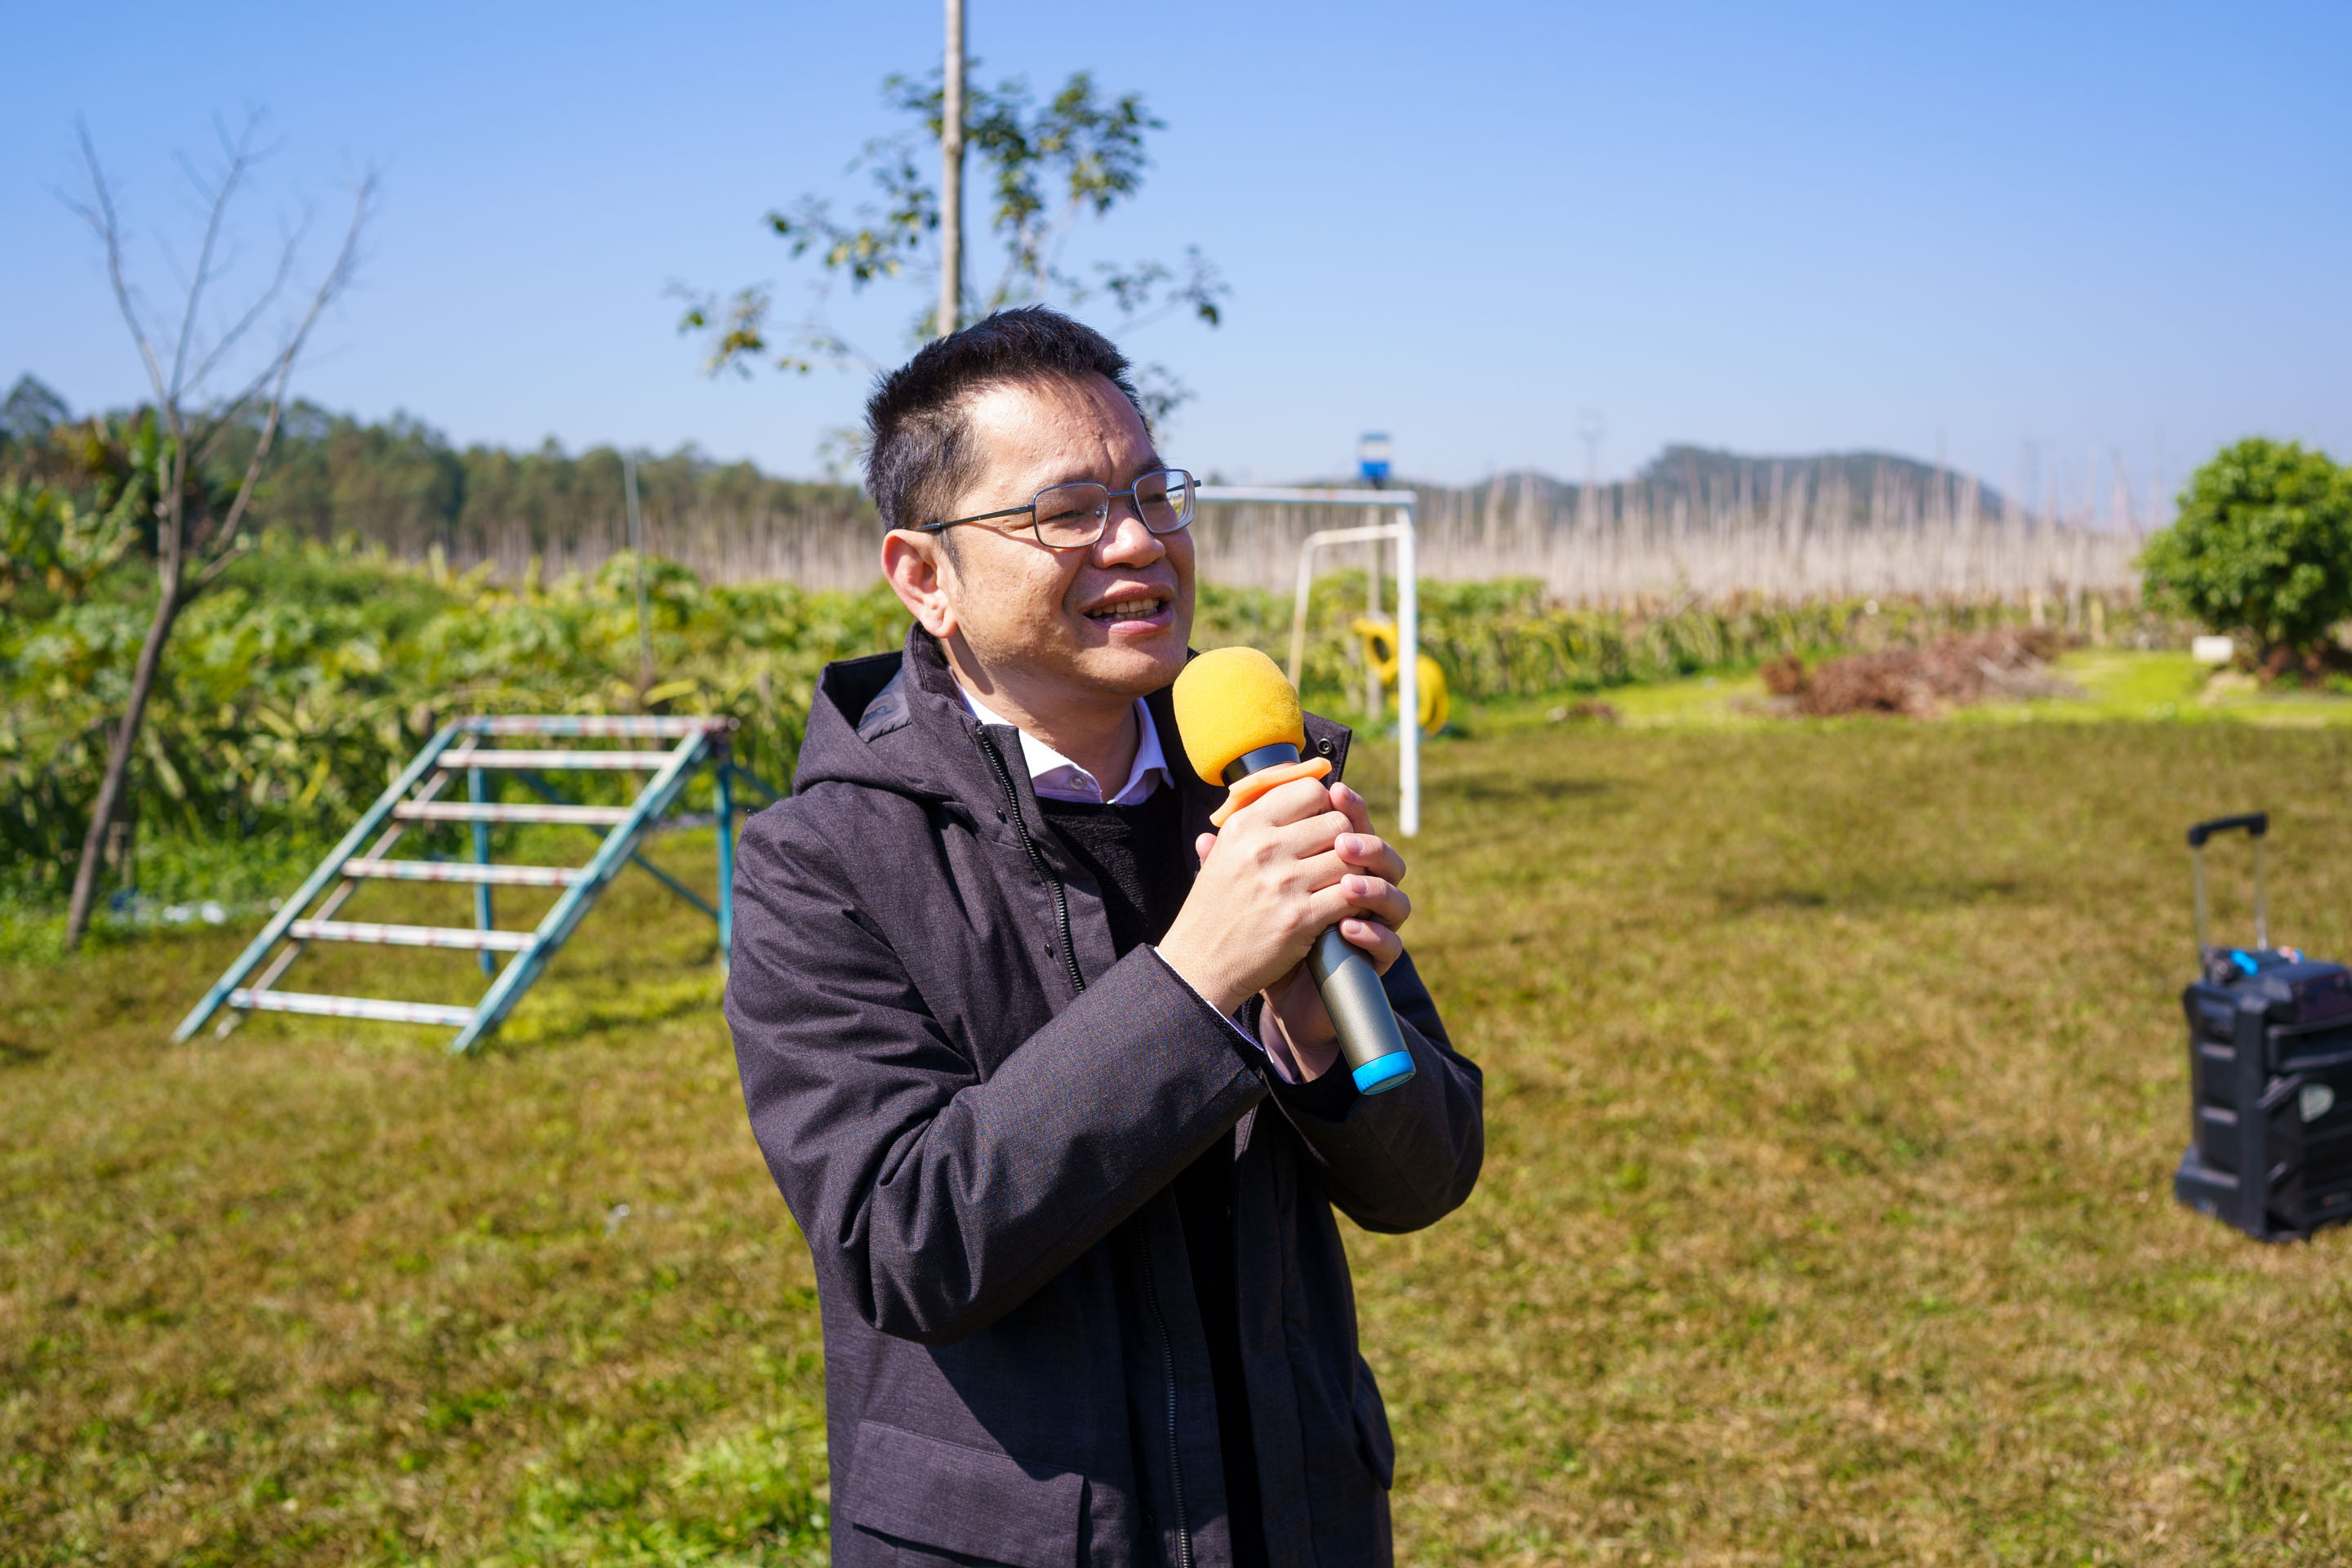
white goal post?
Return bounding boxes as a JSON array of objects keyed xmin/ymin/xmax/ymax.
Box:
[{"xmin": 1193, "ymin": 487, "xmax": 1420, "ymax": 836}]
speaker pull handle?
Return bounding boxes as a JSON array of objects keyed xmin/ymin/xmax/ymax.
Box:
[{"xmin": 2188, "ymin": 812, "xmax": 2270, "ymax": 958}]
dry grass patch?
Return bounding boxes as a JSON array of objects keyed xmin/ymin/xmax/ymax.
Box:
[{"xmin": 1761, "ymin": 630, "xmax": 2079, "ymax": 717}]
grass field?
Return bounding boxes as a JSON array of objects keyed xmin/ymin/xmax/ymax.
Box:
[{"xmin": 11, "ymin": 694, "xmax": 2352, "ymax": 1564}]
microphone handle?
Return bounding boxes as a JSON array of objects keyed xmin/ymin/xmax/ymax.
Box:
[{"xmin": 1306, "ymin": 927, "xmax": 1417, "ymax": 1094}]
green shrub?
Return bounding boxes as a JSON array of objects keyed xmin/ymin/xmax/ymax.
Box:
[
  {"xmin": 2140, "ymin": 438, "xmax": 2352, "ymax": 666},
  {"xmin": 0, "ymin": 533, "xmax": 909, "ymax": 901}
]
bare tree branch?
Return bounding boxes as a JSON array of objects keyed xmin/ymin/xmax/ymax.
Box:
[
  {"xmin": 69, "ymin": 122, "xmax": 170, "ymax": 417},
  {"xmin": 201, "ymin": 169, "xmax": 375, "ymax": 562},
  {"xmin": 185, "ymin": 204, "xmax": 305, "ymax": 407},
  {"xmin": 165, "ymin": 113, "xmax": 266, "ymax": 405}
]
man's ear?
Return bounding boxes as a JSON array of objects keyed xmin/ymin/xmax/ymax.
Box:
[{"xmin": 881, "ymin": 529, "xmax": 959, "ymax": 639}]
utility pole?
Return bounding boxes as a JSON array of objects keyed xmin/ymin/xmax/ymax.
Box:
[
  {"xmin": 624, "ymin": 452, "xmax": 653, "ymax": 688},
  {"xmin": 938, "ymin": 0, "xmax": 966, "ymax": 337},
  {"xmin": 1578, "ymin": 409, "xmax": 1605, "ymax": 531}
]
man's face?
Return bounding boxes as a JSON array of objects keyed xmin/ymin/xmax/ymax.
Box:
[{"xmin": 929, "ymin": 373, "xmax": 1195, "ymax": 702}]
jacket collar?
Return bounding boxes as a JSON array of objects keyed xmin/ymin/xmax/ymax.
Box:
[
  {"xmin": 797, "ymin": 623, "xmax": 1354, "ymax": 829},
  {"xmin": 957, "ymin": 685, "xmax": 1174, "ymax": 806}
]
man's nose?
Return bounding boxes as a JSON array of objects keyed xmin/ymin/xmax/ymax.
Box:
[{"xmin": 1092, "ymin": 507, "xmax": 1165, "ymax": 566}]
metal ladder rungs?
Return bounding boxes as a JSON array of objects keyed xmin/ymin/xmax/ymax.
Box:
[
  {"xmin": 434, "ymin": 750, "xmax": 669, "ymax": 772},
  {"xmin": 176, "ymin": 714, "xmax": 769, "ymax": 1053},
  {"xmin": 393, "ymin": 801, "xmax": 631, "ymax": 826},
  {"xmin": 463, "ymin": 715, "xmax": 728, "ymax": 738},
  {"xmin": 288, "ymin": 919, "xmax": 536, "ymax": 952},
  {"xmin": 345, "ymin": 858, "xmax": 584, "ymax": 887},
  {"xmin": 229, "ymin": 990, "xmax": 477, "ymax": 1028}
]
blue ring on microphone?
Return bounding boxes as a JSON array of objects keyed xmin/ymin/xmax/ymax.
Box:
[
  {"xmin": 1223, "ymin": 742, "xmax": 1302, "ymax": 785},
  {"xmin": 1352, "ymin": 1052, "xmax": 1415, "ymax": 1095}
]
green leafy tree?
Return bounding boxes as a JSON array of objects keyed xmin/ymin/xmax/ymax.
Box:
[
  {"xmin": 1, "ymin": 374, "xmax": 73, "ymax": 448},
  {"xmin": 675, "ymin": 66, "xmax": 1225, "ymax": 441},
  {"xmin": 0, "ymin": 423, "xmax": 148, "ymax": 615},
  {"xmin": 2141, "ymin": 438, "xmax": 2352, "ymax": 670}
]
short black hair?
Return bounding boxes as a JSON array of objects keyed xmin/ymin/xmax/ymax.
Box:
[{"xmin": 863, "ymin": 306, "xmax": 1147, "ymax": 536}]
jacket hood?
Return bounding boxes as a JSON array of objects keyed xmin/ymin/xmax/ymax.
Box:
[{"xmin": 792, "ymin": 626, "xmax": 982, "ymax": 804}]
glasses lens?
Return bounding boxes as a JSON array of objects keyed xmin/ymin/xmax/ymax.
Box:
[
  {"xmin": 1031, "ymin": 483, "xmax": 1111, "ymax": 548},
  {"xmin": 1134, "ymin": 469, "xmax": 1195, "ymax": 533}
]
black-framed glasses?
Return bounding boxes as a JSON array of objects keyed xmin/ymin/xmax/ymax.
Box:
[{"xmin": 919, "ymin": 467, "xmax": 1197, "ymax": 550}]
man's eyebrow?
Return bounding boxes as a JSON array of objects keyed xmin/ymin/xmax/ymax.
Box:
[{"xmin": 1027, "ymin": 458, "xmax": 1169, "ymax": 490}]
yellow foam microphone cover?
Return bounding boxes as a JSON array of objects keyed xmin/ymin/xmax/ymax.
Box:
[{"xmin": 1172, "ymin": 645, "xmax": 1307, "ymax": 782}]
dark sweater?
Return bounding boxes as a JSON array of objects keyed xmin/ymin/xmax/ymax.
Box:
[{"xmin": 1039, "ymin": 789, "xmax": 1268, "ymax": 1568}]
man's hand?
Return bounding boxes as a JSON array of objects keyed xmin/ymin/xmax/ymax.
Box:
[
  {"xmin": 1251, "ymin": 785, "xmax": 1409, "ymax": 1081},
  {"xmin": 1157, "ymin": 780, "xmax": 1410, "ymax": 1075}
]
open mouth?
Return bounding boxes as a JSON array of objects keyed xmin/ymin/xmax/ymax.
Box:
[{"xmin": 1085, "ymin": 595, "xmax": 1169, "ymax": 624}]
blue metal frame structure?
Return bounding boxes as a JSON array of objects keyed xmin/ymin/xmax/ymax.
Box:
[{"xmin": 172, "ymin": 714, "xmax": 778, "ymax": 1054}]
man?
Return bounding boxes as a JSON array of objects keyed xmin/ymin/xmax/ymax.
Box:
[{"xmin": 726, "ymin": 306, "xmax": 1482, "ymax": 1566}]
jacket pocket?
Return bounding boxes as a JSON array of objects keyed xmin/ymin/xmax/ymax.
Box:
[
  {"xmin": 1352, "ymin": 1367, "xmax": 1396, "ymax": 1490},
  {"xmin": 846, "ymin": 1420, "xmax": 1085, "ymax": 1566}
]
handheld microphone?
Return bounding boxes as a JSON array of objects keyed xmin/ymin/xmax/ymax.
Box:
[{"xmin": 1172, "ymin": 648, "xmax": 1417, "ymax": 1095}]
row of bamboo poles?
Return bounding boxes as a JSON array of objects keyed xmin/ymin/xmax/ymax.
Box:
[
  {"xmin": 429, "ymin": 497, "xmax": 880, "ymax": 590},
  {"xmin": 423, "ymin": 461, "xmax": 2149, "ymax": 606},
  {"xmin": 1195, "ymin": 465, "xmax": 2145, "ymax": 604}
]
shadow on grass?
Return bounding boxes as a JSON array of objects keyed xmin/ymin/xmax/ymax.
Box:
[
  {"xmin": 488, "ymin": 969, "xmax": 727, "ymax": 1054},
  {"xmin": 1450, "ymin": 775, "xmax": 1615, "ymax": 804},
  {"xmin": 1715, "ymin": 875, "xmax": 2031, "ymax": 916}
]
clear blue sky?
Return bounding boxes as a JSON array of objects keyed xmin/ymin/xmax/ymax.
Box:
[{"xmin": 6, "ymin": 1, "xmax": 2347, "ymax": 508}]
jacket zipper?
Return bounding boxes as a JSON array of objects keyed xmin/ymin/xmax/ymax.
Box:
[
  {"xmin": 1138, "ymin": 1241, "xmax": 1196, "ymax": 1568},
  {"xmin": 976, "ymin": 728, "xmax": 1087, "ymax": 999},
  {"xmin": 978, "ymin": 725, "xmax": 1192, "ymax": 1567}
]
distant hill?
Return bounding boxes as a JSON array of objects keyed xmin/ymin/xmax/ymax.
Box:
[
  {"xmin": 1304, "ymin": 444, "xmax": 2010, "ymax": 521},
  {"xmin": 1631, "ymin": 443, "xmax": 2010, "ymax": 518}
]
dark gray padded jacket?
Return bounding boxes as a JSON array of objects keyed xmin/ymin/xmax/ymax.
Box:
[{"xmin": 725, "ymin": 628, "xmax": 1484, "ymax": 1566}]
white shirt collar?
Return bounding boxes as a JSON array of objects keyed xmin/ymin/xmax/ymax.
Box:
[{"xmin": 960, "ymin": 687, "xmax": 1170, "ymax": 805}]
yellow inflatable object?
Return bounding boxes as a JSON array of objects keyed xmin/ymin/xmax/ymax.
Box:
[{"xmin": 1349, "ymin": 618, "xmax": 1450, "ymax": 736}]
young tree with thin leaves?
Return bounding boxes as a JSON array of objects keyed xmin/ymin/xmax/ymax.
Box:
[
  {"xmin": 675, "ymin": 63, "xmax": 1225, "ymax": 439},
  {"xmin": 60, "ymin": 115, "xmax": 374, "ymax": 951}
]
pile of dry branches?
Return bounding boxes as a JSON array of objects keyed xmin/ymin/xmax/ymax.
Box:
[{"xmin": 1762, "ymin": 629, "xmax": 2078, "ymax": 717}]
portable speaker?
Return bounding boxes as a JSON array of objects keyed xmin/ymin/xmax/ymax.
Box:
[{"xmin": 2172, "ymin": 813, "xmax": 2352, "ymax": 1242}]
